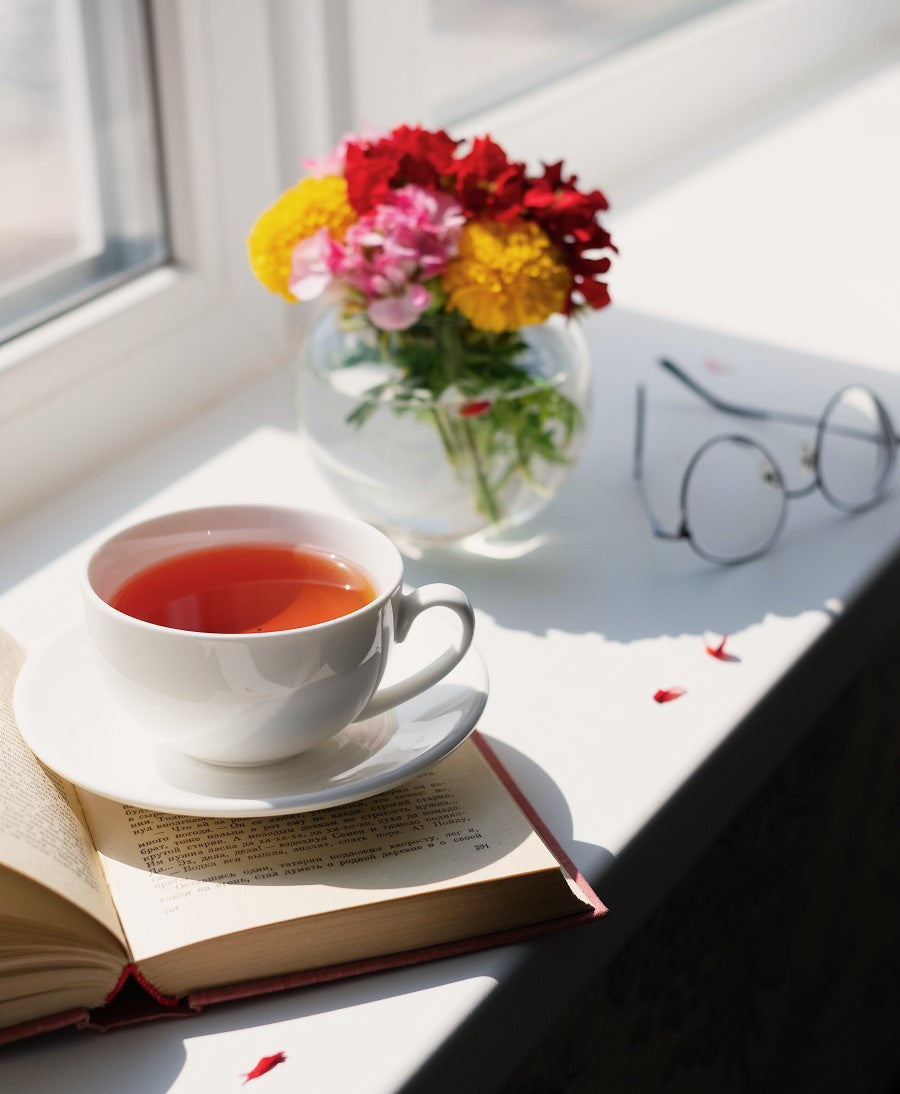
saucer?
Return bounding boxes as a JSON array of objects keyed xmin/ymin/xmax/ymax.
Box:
[{"xmin": 14, "ymin": 618, "xmax": 489, "ymax": 817}]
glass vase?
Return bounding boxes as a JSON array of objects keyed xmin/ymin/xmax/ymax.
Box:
[{"xmin": 296, "ymin": 309, "xmax": 592, "ymax": 555}]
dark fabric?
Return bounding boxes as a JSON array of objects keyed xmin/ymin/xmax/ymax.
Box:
[{"xmin": 504, "ymin": 623, "xmax": 900, "ymax": 1093}]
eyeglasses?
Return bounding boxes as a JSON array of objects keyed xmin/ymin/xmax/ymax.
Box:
[{"xmin": 634, "ymin": 358, "xmax": 898, "ymax": 564}]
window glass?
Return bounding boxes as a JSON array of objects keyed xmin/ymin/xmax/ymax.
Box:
[
  {"xmin": 0, "ymin": 0, "xmax": 167, "ymax": 344},
  {"xmin": 428, "ymin": 0, "xmax": 737, "ymax": 122}
]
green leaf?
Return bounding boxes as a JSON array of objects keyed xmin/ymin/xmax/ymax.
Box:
[{"xmin": 338, "ymin": 311, "xmax": 584, "ymax": 524}]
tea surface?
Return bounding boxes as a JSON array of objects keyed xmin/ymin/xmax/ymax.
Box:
[{"xmin": 109, "ymin": 543, "xmax": 376, "ymax": 632}]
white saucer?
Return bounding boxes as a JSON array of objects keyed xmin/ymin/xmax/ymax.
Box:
[{"xmin": 14, "ymin": 618, "xmax": 489, "ymax": 817}]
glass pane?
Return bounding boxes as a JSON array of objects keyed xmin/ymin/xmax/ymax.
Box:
[
  {"xmin": 818, "ymin": 386, "xmax": 895, "ymax": 511},
  {"xmin": 683, "ymin": 437, "xmax": 786, "ymax": 563},
  {"xmin": 429, "ymin": 0, "xmax": 737, "ymax": 123},
  {"xmin": 0, "ymin": 0, "xmax": 167, "ymax": 344}
]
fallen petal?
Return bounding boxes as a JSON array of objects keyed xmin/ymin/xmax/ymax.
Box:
[
  {"xmin": 653, "ymin": 687, "xmax": 686, "ymax": 703},
  {"xmin": 705, "ymin": 634, "xmax": 740, "ymax": 662},
  {"xmin": 242, "ymin": 1052, "xmax": 287, "ymax": 1084}
]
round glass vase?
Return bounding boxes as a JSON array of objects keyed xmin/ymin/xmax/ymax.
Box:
[{"xmin": 296, "ymin": 310, "xmax": 592, "ymax": 555}]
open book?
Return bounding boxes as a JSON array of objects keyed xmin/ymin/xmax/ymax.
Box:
[{"xmin": 0, "ymin": 628, "xmax": 604, "ymax": 1044}]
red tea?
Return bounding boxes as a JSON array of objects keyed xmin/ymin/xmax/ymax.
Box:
[{"xmin": 109, "ymin": 543, "xmax": 377, "ymax": 633}]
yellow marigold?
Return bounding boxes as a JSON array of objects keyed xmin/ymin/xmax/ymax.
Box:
[
  {"xmin": 441, "ymin": 218, "xmax": 572, "ymax": 332},
  {"xmin": 247, "ymin": 176, "xmax": 355, "ymax": 301}
]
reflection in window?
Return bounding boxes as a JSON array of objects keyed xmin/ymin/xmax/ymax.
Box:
[
  {"xmin": 429, "ymin": 0, "xmax": 736, "ymax": 122},
  {"xmin": 0, "ymin": 0, "xmax": 167, "ymax": 344}
]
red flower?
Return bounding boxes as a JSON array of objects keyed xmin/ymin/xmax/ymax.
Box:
[
  {"xmin": 524, "ymin": 161, "xmax": 609, "ymax": 217},
  {"xmin": 344, "ymin": 125, "xmax": 459, "ymax": 214},
  {"xmin": 453, "ymin": 136, "xmax": 527, "ymax": 220},
  {"xmin": 523, "ymin": 162, "xmax": 616, "ymax": 313},
  {"xmin": 338, "ymin": 129, "xmax": 615, "ymax": 316}
]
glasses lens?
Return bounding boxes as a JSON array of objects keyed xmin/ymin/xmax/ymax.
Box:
[
  {"xmin": 683, "ymin": 437, "xmax": 786, "ymax": 563},
  {"xmin": 818, "ymin": 386, "xmax": 895, "ymax": 510}
]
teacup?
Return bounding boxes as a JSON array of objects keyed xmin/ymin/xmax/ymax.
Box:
[{"xmin": 82, "ymin": 504, "xmax": 475, "ymax": 765}]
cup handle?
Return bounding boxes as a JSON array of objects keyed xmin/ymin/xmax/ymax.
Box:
[{"xmin": 353, "ymin": 583, "xmax": 475, "ymax": 721}]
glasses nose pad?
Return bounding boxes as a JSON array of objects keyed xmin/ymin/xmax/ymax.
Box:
[{"xmin": 799, "ymin": 444, "xmax": 816, "ymax": 474}]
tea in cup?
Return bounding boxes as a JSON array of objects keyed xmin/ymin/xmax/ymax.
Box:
[{"xmin": 82, "ymin": 505, "xmax": 476, "ymax": 765}]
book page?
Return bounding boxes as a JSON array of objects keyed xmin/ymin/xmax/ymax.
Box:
[
  {"xmin": 0, "ymin": 630, "xmax": 125, "ymax": 946},
  {"xmin": 78, "ymin": 740, "xmax": 572, "ymax": 965}
]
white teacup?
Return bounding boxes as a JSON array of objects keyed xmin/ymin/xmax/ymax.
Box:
[{"xmin": 82, "ymin": 504, "xmax": 475, "ymax": 765}]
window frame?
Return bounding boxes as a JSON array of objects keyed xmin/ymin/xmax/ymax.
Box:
[
  {"xmin": 0, "ymin": 0, "xmax": 301, "ymax": 523},
  {"xmin": 0, "ymin": 0, "xmax": 169, "ymax": 347}
]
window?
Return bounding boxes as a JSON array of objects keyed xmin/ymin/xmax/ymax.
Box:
[
  {"xmin": 335, "ymin": 0, "xmax": 900, "ymax": 196},
  {"xmin": 0, "ymin": 1, "xmax": 287, "ymax": 524},
  {"xmin": 0, "ymin": 0, "xmax": 167, "ymax": 345},
  {"xmin": 428, "ymin": 0, "xmax": 736, "ymax": 123},
  {"xmin": 0, "ymin": 0, "xmax": 895, "ymax": 527}
]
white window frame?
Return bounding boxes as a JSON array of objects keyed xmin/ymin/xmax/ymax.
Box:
[
  {"xmin": 0, "ymin": 0, "xmax": 305, "ymax": 523},
  {"xmin": 1, "ymin": 0, "xmax": 896, "ymax": 525}
]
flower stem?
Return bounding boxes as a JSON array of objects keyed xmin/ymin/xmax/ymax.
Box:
[
  {"xmin": 460, "ymin": 415, "xmax": 503, "ymax": 525},
  {"xmin": 430, "ymin": 407, "xmax": 503, "ymax": 524},
  {"xmin": 437, "ymin": 318, "xmax": 504, "ymax": 525},
  {"xmin": 430, "ymin": 406, "xmax": 459, "ymax": 465}
]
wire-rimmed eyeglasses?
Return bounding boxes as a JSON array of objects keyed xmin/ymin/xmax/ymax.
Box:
[{"xmin": 634, "ymin": 358, "xmax": 898, "ymax": 564}]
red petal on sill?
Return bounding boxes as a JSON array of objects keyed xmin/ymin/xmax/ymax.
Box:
[
  {"xmin": 705, "ymin": 635, "xmax": 740, "ymax": 662},
  {"xmin": 242, "ymin": 1052, "xmax": 287, "ymax": 1084},
  {"xmin": 653, "ymin": 687, "xmax": 686, "ymax": 703}
]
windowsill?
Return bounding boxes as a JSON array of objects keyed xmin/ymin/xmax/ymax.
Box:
[
  {"xmin": 2, "ymin": 37, "xmax": 900, "ymax": 1092},
  {"xmin": 611, "ymin": 34, "xmax": 900, "ymax": 376}
]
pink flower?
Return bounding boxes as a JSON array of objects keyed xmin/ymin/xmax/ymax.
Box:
[
  {"xmin": 368, "ymin": 286, "xmax": 432, "ymax": 330},
  {"xmin": 288, "ymin": 229, "xmax": 335, "ymax": 301},
  {"xmin": 329, "ymin": 185, "xmax": 464, "ymax": 330}
]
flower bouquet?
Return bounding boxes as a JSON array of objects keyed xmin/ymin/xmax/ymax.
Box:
[{"xmin": 248, "ymin": 124, "xmax": 615, "ymax": 545}]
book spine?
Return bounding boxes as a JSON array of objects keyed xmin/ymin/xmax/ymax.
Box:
[
  {"xmin": 104, "ymin": 963, "xmax": 181, "ymax": 1008},
  {"xmin": 0, "ymin": 1009, "xmax": 91, "ymax": 1046}
]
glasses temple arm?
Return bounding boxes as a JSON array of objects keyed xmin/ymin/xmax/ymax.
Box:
[
  {"xmin": 633, "ymin": 385, "xmax": 686, "ymax": 541},
  {"xmin": 658, "ymin": 358, "xmax": 821, "ymax": 429}
]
